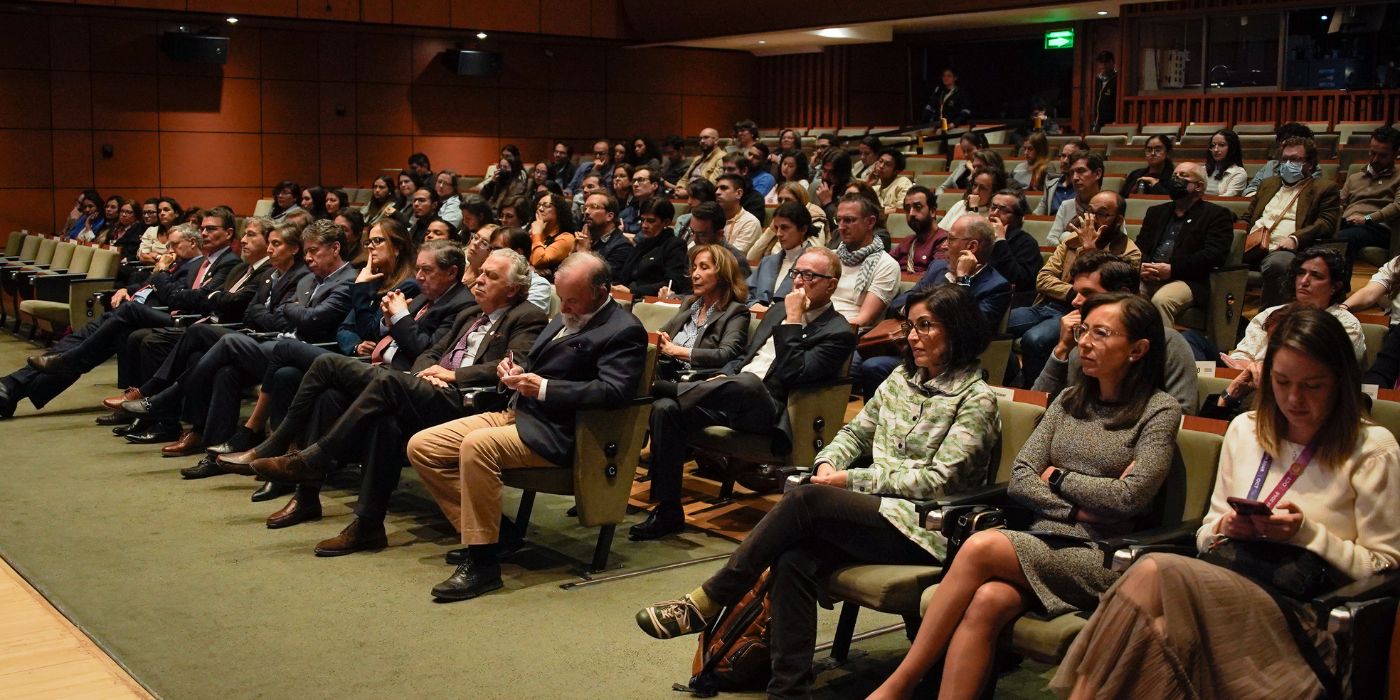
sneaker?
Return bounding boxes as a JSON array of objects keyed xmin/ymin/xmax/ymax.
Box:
[{"xmin": 635, "ymin": 595, "xmax": 708, "ymax": 639}]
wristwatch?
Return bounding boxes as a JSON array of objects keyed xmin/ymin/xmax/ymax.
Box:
[
  {"xmin": 958, "ymin": 274, "xmax": 974, "ymax": 286},
  {"xmin": 1047, "ymin": 467, "xmax": 1066, "ymax": 492},
  {"xmin": 1365, "ymin": 213, "xmax": 1374, "ymax": 223}
]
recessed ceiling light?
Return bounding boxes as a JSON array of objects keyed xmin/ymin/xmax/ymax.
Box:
[
  {"xmin": 1096, "ymin": 10, "xmax": 1109, "ymax": 15},
  {"xmin": 1320, "ymin": 14, "xmax": 1329, "ymax": 20},
  {"xmin": 816, "ymin": 27, "xmax": 852, "ymax": 39},
  {"xmin": 226, "ymin": 16, "xmax": 239, "ymax": 24},
  {"xmin": 476, "ymin": 31, "xmax": 488, "ymax": 39},
  {"xmin": 758, "ymin": 40, "xmax": 766, "ymax": 45}
]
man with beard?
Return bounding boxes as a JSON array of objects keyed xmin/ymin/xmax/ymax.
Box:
[{"xmin": 888, "ymin": 185, "xmax": 946, "ymax": 275}]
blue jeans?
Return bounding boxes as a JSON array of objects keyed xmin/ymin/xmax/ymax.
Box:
[{"xmin": 1007, "ymin": 304, "xmax": 1067, "ymax": 388}]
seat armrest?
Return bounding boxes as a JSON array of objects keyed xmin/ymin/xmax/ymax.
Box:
[
  {"xmin": 915, "ymin": 483, "xmax": 1013, "ymax": 527},
  {"xmin": 781, "ymin": 467, "xmax": 815, "ymax": 492},
  {"xmin": 242, "ymin": 330, "xmax": 279, "ymax": 341},
  {"xmin": 1312, "ymin": 569, "xmax": 1400, "ymax": 611},
  {"xmin": 1100, "ymin": 519, "xmax": 1202, "ymax": 571},
  {"xmin": 171, "ymin": 314, "xmax": 203, "ymax": 327}
]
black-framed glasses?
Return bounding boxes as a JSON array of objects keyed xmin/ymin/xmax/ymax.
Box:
[
  {"xmin": 899, "ymin": 319, "xmax": 942, "ymax": 336},
  {"xmin": 1071, "ymin": 324, "xmax": 1124, "ymax": 344},
  {"xmin": 987, "ymin": 203, "xmax": 1016, "ymax": 215},
  {"xmin": 789, "ymin": 268, "xmax": 835, "ymax": 282},
  {"xmin": 198, "ymin": 225, "xmax": 225, "ymax": 233},
  {"xmin": 366, "ymin": 236, "xmax": 387, "ymax": 247}
]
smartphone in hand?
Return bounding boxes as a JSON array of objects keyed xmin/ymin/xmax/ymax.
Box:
[{"xmin": 1226, "ymin": 496, "xmax": 1272, "ymax": 517}]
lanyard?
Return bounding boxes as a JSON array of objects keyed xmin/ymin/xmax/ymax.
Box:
[{"xmin": 1247, "ymin": 444, "xmax": 1315, "ymax": 507}]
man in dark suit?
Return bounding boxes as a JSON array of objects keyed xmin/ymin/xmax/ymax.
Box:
[
  {"xmin": 1135, "ymin": 161, "xmax": 1234, "ymax": 326},
  {"xmin": 631, "ymin": 247, "xmax": 858, "ymax": 541},
  {"xmin": 862, "ymin": 214, "xmax": 1011, "ymax": 400},
  {"xmin": 581, "ymin": 191, "xmax": 633, "ymax": 281},
  {"xmin": 1241, "ymin": 137, "xmax": 1342, "ymax": 308},
  {"xmin": 0, "ymin": 224, "xmax": 209, "ymax": 418},
  {"xmin": 125, "ymin": 220, "xmax": 358, "ymax": 449},
  {"xmin": 402, "ymin": 252, "xmax": 647, "ymax": 600},
  {"xmin": 109, "ymin": 216, "xmax": 279, "ymax": 415},
  {"xmin": 230, "ymin": 249, "xmax": 549, "ymax": 553}
]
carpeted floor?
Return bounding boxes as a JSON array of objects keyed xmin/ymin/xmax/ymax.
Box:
[{"xmin": 0, "ymin": 330, "xmax": 1056, "ymax": 699}]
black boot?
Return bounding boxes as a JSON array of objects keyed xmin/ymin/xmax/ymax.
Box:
[{"xmin": 628, "ymin": 500, "xmax": 686, "ymax": 541}]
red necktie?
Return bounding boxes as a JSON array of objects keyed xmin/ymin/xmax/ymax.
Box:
[
  {"xmin": 191, "ymin": 258, "xmax": 212, "ymax": 289},
  {"xmin": 371, "ymin": 299, "xmax": 431, "ymax": 364}
]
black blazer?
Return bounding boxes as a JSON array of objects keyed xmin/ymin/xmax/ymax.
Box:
[
  {"xmin": 154, "ymin": 247, "xmax": 241, "ymax": 312},
  {"xmin": 243, "ymin": 264, "xmax": 310, "ymax": 332},
  {"xmin": 385, "ymin": 282, "xmax": 477, "ymax": 370},
  {"xmin": 514, "ymin": 299, "xmax": 649, "ymax": 466},
  {"xmin": 413, "ymin": 299, "xmax": 549, "ymax": 387},
  {"xmin": 721, "ymin": 303, "xmax": 856, "ymax": 448},
  {"xmin": 659, "ymin": 298, "xmax": 750, "ymax": 374},
  {"xmin": 617, "ymin": 228, "xmax": 690, "ymax": 297},
  {"xmin": 592, "ymin": 227, "xmax": 635, "ymax": 281},
  {"xmin": 124, "ymin": 254, "xmax": 199, "ymax": 301},
  {"xmin": 1136, "ymin": 198, "xmax": 1235, "ymax": 306},
  {"xmin": 209, "ymin": 260, "xmax": 278, "ymax": 323},
  {"xmin": 278, "ymin": 262, "xmax": 359, "ymax": 343}
]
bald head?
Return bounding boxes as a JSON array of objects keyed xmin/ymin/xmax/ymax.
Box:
[
  {"xmin": 555, "ymin": 252, "xmax": 611, "ymax": 321},
  {"xmin": 699, "ymin": 128, "xmax": 720, "ymax": 153}
]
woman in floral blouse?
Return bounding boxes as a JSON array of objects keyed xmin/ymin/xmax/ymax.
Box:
[{"xmin": 634, "ymin": 284, "xmax": 1001, "ymax": 699}]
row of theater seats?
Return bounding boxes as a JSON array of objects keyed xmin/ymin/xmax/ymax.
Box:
[{"xmin": 0, "ymin": 234, "xmax": 124, "ymax": 337}]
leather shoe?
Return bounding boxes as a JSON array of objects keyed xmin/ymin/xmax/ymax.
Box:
[
  {"xmin": 123, "ymin": 420, "xmax": 181, "ymax": 444},
  {"xmin": 314, "ymin": 518, "xmax": 388, "ymax": 556},
  {"xmin": 628, "ymin": 502, "xmax": 687, "ymax": 541},
  {"xmin": 101, "ymin": 388, "xmax": 141, "ymax": 411},
  {"xmin": 161, "ymin": 430, "xmax": 204, "ymax": 457},
  {"xmin": 251, "ymin": 451, "xmax": 326, "ymax": 484},
  {"xmin": 216, "ymin": 449, "xmax": 258, "ymax": 476},
  {"xmin": 0, "ymin": 382, "xmax": 16, "ymax": 420},
  {"xmin": 121, "ymin": 398, "xmax": 154, "ymax": 416},
  {"xmin": 26, "ymin": 353, "xmax": 71, "ymax": 374},
  {"xmin": 207, "ymin": 427, "xmax": 263, "ymax": 455},
  {"xmin": 96, "ymin": 410, "xmax": 134, "ymax": 426},
  {"xmin": 180, "ymin": 457, "xmax": 227, "ymax": 480},
  {"xmin": 265, "ymin": 496, "xmax": 322, "ymax": 529},
  {"xmin": 112, "ymin": 417, "xmax": 148, "ymax": 436},
  {"xmin": 250, "ymin": 481, "xmax": 295, "ymax": 502},
  {"xmin": 431, "ymin": 562, "xmax": 502, "ymax": 601}
]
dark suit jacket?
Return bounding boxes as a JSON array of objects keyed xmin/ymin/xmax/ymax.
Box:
[
  {"xmin": 279, "ymin": 262, "xmax": 358, "ymax": 342},
  {"xmin": 209, "ymin": 259, "xmax": 278, "ymax": 323},
  {"xmin": 1137, "ymin": 198, "xmax": 1234, "ymax": 305},
  {"xmin": 413, "ymin": 298, "xmax": 549, "ymax": 387},
  {"xmin": 1243, "ymin": 176, "xmax": 1342, "ymax": 249},
  {"xmin": 243, "ymin": 264, "xmax": 310, "ymax": 332},
  {"xmin": 384, "ymin": 281, "xmax": 476, "ymax": 370},
  {"xmin": 721, "ymin": 303, "xmax": 856, "ymax": 448},
  {"xmin": 747, "ymin": 248, "xmax": 799, "ymax": 309},
  {"xmin": 592, "ymin": 227, "xmax": 635, "ymax": 281},
  {"xmin": 124, "ymin": 255, "xmax": 199, "ymax": 302},
  {"xmin": 894, "ymin": 260, "xmax": 1013, "ymax": 326},
  {"xmin": 514, "ymin": 299, "xmax": 648, "ymax": 466},
  {"xmin": 154, "ymin": 247, "xmax": 241, "ymax": 312},
  {"xmin": 659, "ymin": 298, "xmax": 750, "ymax": 374},
  {"xmin": 990, "ymin": 228, "xmax": 1042, "ymax": 294},
  {"xmin": 618, "ymin": 228, "xmax": 689, "ymax": 297}
]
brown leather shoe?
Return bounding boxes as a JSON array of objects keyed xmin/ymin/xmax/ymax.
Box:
[
  {"xmin": 216, "ymin": 449, "xmax": 258, "ymax": 476},
  {"xmin": 102, "ymin": 387, "xmax": 141, "ymax": 411},
  {"xmin": 251, "ymin": 451, "xmax": 326, "ymax": 484},
  {"xmin": 265, "ymin": 496, "xmax": 322, "ymax": 529},
  {"xmin": 160, "ymin": 430, "xmax": 204, "ymax": 458},
  {"xmin": 314, "ymin": 518, "xmax": 388, "ymax": 556}
]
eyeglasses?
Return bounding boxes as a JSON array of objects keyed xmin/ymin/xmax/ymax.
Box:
[
  {"xmin": 366, "ymin": 237, "xmax": 387, "ymax": 247},
  {"xmin": 789, "ymin": 268, "xmax": 835, "ymax": 282},
  {"xmin": 1071, "ymin": 324, "xmax": 1125, "ymax": 344},
  {"xmin": 198, "ymin": 225, "xmax": 225, "ymax": 233},
  {"xmin": 899, "ymin": 319, "xmax": 942, "ymax": 336},
  {"xmin": 1144, "ymin": 146, "xmax": 1167, "ymax": 155},
  {"xmin": 633, "ymin": 176, "xmax": 652, "ymax": 183},
  {"xmin": 986, "ymin": 203, "xmax": 1017, "ymax": 215}
]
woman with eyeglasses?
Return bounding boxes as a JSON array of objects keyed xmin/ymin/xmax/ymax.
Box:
[
  {"xmin": 870, "ymin": 292, "xmax": 1180, "ymax": 700},
  {"xmin": 1121, "ymin": 134, "xmax": 1176, "ymax": 198},
  {"xmin": 635, "ymin": 284, "xmax": 1000, "ymax": 699},
  {"xmin": 338, "ymin": 218, "xmax": 420, "ymax": 356},
  {"xmin": 105, "ymin": 199, "xmax": 142, "ymax": 258},
  {"xmin": 1052, "ymin": 307, "xmax": 1400, "ymax": 699},
  {"xmin": 526, "ymin": 193, "xmax": 576, "ymax": 279}
]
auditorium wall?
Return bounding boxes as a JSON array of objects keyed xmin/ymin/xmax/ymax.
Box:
[{"xmin": 0, "ymin": 3, "xmax": 757, "ymax": 235}]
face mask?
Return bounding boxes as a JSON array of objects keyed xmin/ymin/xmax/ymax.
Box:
[
  {"xmin": 1166, "ymin": 176, "xmax": 1191, "ymax": 200},
  {"xmin": 1278, "ymin": 161, "xmax": 1305, "ymax": 185}
]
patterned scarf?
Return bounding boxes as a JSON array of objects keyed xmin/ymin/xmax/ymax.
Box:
[{"xmin": 836, "ymin": 237, "xmax": 886, "ymax": 298}]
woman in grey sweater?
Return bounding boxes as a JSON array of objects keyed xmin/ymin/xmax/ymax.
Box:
[{"xmin": 870, "ymin": 291, "xmax": 1182, "ymax": 700}]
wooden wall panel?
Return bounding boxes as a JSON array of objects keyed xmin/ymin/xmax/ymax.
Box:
[
  {"xmin": 757, "ymin": 47, "xmax": 850, "ymax": 130},
  {"xmin": 0, "ymin": 4, "xmax": 753, "ymax": 234},
  {"xmin": 1119, "ymin": 91, "xmax": 1400, "ymax": 128}
]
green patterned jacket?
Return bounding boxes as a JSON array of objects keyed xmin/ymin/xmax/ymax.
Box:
[{"xmin": 819, "ymin": 364, "xmax": 1000, "ymax": 559}]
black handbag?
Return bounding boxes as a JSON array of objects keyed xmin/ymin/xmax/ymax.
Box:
[
  {"xmin": 941, "ymin": 505, "xmax": 1008, "ymax": 561},
  {"xmin": 1200, "ymin": 539, "xmax": 1347, "ymax": 601}
]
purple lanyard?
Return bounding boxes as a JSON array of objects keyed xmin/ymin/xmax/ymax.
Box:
[{"xmin": 1247, "ymin": 444, "xmax": 1315, "ymax": 508}]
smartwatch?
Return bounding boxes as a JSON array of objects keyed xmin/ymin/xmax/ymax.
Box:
[
  {"xmin": 958, "ymin": 274, "xmax": 974, "ymax": 286},
  {"xmin": 1047, "ymin": 467, "xmax": 1066, "ymax": 492}
]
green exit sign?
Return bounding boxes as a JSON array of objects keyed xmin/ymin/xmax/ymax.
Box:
[{"xmin": 1044, "ymin": 29, "xmax": 1074, "ymax": 49}]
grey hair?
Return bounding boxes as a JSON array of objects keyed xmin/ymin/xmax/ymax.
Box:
[
  {"xmin": 243, "ymin": 216, "xmax": 275, "ymax": 237},
  {"xmin": 488, "ymin": 248, "xmax": 531, "ymax": 293},
  {"xmin": 169, "ymin": 222, "xmax": 196, "ymax": 242},
  {"xmin": 957, "ymin": 214, "xmax": 996, "ymax": 254},
  {"xmin": 420, "ymin": 239, "xmax": 466, "ymax": 275},
  {"xmin": 1176, "ymin": 161, "xmax": 1207, "ymax": 184},
  {"xmin": 556, "ymin": 251, "xmax": 612, "ymax": 292}
]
